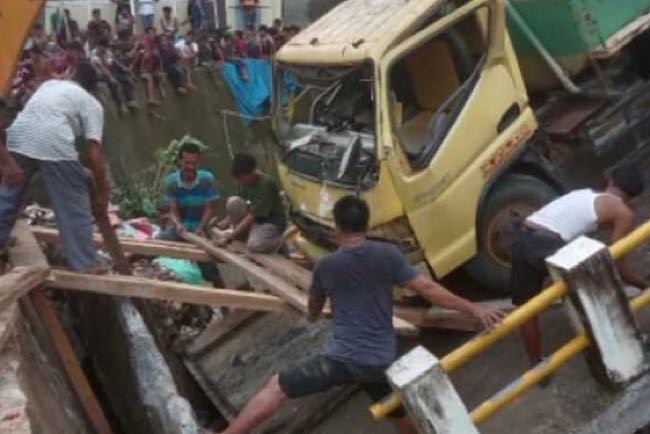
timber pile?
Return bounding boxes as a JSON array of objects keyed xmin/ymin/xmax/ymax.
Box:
[{"xmin": 32, "ymin": 225, "xmax": 510, "ymax": 332}]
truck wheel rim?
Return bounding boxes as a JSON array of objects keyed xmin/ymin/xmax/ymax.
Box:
[{"xmin": 486, "ymin": 204, "xmax": 536, "ymax": 267}]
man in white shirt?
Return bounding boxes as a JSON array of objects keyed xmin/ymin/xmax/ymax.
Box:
[
  {"xmin": 0, "ymin": 63, "xmax": 110, "ymax": 273},
  {"xmin": 137, "ymin": 0, "xmax": 158, "ymax": 30},
  {"xmin": 510, "ymin": 166, "xmax": 646, "ymax": 371},
  {"xmin": 175, "ymin": 32, "xmax": 199, "ymax": 90}
]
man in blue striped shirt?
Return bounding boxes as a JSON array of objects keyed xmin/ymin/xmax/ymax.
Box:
[
  {"xmin": 163, "ymin": 143, "xmax": 219, "ymax": 236},
  {"xmin": 159, "ymin": 142, "xmax": 222, "ymax": 285}
]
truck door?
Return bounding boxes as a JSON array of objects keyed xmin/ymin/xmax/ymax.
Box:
[{"xmin": 379, "ymin": 0, "xmax": 535, "ymax": 277}]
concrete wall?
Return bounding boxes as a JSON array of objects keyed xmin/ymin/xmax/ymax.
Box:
[{"xmin": 100, "ymin": 68, "xmax": 277, "ymax": 197}]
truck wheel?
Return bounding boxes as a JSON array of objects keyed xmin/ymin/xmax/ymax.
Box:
[{"xmin": 466, "ymin": 174, "xmax": 558, "ymax": 294}]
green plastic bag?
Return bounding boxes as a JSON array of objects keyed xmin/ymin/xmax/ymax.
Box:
[{"xmin": 155, "ymin": 257, "xmax": 206, "ymax": 285}]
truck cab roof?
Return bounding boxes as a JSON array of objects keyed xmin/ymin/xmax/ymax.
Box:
[{"xmin": 277, "ymin": 0, "xmax": 446, "ymax": 65}]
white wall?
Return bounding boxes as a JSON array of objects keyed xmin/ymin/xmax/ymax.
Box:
[{"xmin": 43, "ymin": 0, "xmax": 282, "ymax": 34}]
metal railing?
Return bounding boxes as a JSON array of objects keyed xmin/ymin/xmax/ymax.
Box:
[{"xmin": 370, "ymin": 219, "xmax": 650, "ymax": 423}]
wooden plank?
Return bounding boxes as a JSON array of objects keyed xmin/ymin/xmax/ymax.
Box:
[
  {"xmin": 47, "ymin": 270, "xmax": 294, "ymax": 314},
  {"xmin": 234, "ymin": 240, "xmax": 512, "ymax": 333},
  {"xmin": 2, "ymin": 219, "xmax": 50, "ymax": 311},
  {"xmin": 184, "ymin": 233, "xmax": 419, "ymax": 336},
  {"xmin": 229, "ymin": 241, "xmax": 313, "ymax": 289},
  {"xmin": 230, "ymin": 239, "xmax": 495, "ymax": 333},
  {"xmin": 184, "ymin": 233, "xmax": 311, "ymax": 310},
  {"xmin": 0, "ymin": 266, "xmax": 49, "ymax": 312},
  {"xmin": 29, "ymin": 290, "xmax": 115, "ymax": 434},
  {"xmin": 10, "ymin": 220, "xmax": 49, "ymax": 268},
  {"xmin": 0, "ymin": 304, "xmax": 18, "ymax": 353},
  {"xmin": 31, "ymin": 226, "xmax": 212, "ymax": 262},
  {"xmin": 395, "ymin": 300, "xmax": 515, "ymax": 332}
]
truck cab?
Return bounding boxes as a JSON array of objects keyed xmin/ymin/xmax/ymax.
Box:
[{"xmin": 272, "ymin": 0, "xmax": 650, "ymax": 292}]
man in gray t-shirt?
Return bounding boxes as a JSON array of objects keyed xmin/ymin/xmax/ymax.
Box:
[
  {"xmin": 310, "ymin": 239, "xmax": 418, "ymax": 367},
  {"xmin": 214, "ymin": 196, "xmax": 504, "ymax": 434}
]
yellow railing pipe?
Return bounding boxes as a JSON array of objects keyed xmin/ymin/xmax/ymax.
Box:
[
  {"xmin": 609, "ymin": 219, "xmax": 650, "ymax": 261},
  {"xmin": 470, "ymin": 335, "xmax": 590, "ymax": 423},
  {"xmin": 469, "ymin": 286, "xmax": 650, "ymax": 424},
  {"xmin": 370, "ymin": 218, "xmax": 650, "ymax": 421},
  {"xmin": 370, "ymin": 280, "xmax": 568, "ymax": 419}
]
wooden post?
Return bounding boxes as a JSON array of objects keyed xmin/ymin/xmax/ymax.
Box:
[
  {"xmin": 546, "ymin": 236, "xmax": 648, "ymax": 385},
  {"xmin": 30, "ymin": 290, "xmax": 115, "ymax": 434},
  {"xmin": 386, "ymin": 346, "xmax": 479, "ymax": 434}
]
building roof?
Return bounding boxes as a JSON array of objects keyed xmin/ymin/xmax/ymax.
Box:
[{"xmin": 277, "ymin": 0, "xmax": 445, "ymax": 65}]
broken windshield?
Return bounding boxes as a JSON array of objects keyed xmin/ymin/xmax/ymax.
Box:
[
  {"xmin": 272, "ymin": 63, "xmax": 379, "ymax": 189},
  {"xmin": 274, "ymin": 63, "xmax": 376, "ymax": 141}
]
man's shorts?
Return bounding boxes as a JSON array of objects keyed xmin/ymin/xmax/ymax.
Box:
[
  {"xmin": 278, "ymin": 354, "xmax": 405, "ymax": 418},
  {"xmin": 510, "ymin": 227, "xmax": 565, "ymax": 306}
]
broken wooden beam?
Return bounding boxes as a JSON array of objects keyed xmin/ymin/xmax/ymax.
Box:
[
  {"xmin": 47, "ymin": 270, "xmax": 294, "ymax": 313},
  {"xmin": 30, "ymin": 290, "xmax": 115, "ymax": 434},
  {"xmin": 2, "ymin": 220, "xmax": 51, "ymax": 311},
  {"xmin": 183, "ymin": 233, "xmax": 419, "ymax": 335},
  {"xmin": 0, "ymin": 265, "xmax": 49, "ymax": 312},
  {"xmin": 31, "ymin": 226, "xmax": 212, "ymax": 262},
  {"xmin": 395, "ymin": 300, "xmax": 514, "ymax": 332},
  {"xmin": 7, "ymin": 220, "xmax": 113, "ymax": 434}
]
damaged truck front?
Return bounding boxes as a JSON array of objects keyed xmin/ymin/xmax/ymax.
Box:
[{"xmin": 273, "ymin": 0, "xmax": 650, "ymax": 293}]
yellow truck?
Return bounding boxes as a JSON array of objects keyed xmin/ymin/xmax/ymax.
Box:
[{"xmin": 272, "ymin": 0, "xmax": 650, "ymax": 292}]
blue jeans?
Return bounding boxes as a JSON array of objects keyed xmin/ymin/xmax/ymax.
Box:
[
  {"xmin": 140, "ymin": 14, "xmax": 154, "ymax": 29},
  {"xmin": 239, "ymin": 9, "xmax": 257, "ymax": 29},
  {"xmin": 0, "ymin": 153, "xmax": 97, "ymax": 272}
]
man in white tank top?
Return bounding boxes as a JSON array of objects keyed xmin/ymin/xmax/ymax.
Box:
[{"xmin": 510, "ymin": 165, "xmax": 646, "ymax": 372}]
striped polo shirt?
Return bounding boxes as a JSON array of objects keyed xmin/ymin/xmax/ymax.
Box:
[
  {"xmin": 6, "ymin": 79, "xmax": 104, "ymax": 161},
  {"xmin": 164, "ymin": 170, "xmax": 220, "ymax": 231}
]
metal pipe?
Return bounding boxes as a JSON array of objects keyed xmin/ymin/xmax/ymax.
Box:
[
  {"xmin": 369, "ymin": 280, "xmax": 569, "ymax": 420},
  {"xmin": 469, "ymin": 284, "xmax": 650, "ymax": 424},
  {"xmin": 370, "ymin": 218, "xmax": 650, "ymax": 420},
  {"xmin": 609, "ymin": 219, "xmax": 650, "ymax": 260},
  {"xmin": 504, "ymin": 0, "xmax": 581, "ymax": 94},
  {"xmin": 470, "ymin": 335, "xmax": 590, "ymax": 424}
]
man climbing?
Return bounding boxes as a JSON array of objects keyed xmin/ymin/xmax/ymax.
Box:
[
  {"xmin": 213, "ymin": 195, "xmax": 505, "ymax": 434},
  {"xmin": 511, "ymin": 165, "xmax": 646, "ymax": 368},
  {"xmin": 159, "ymin": 142, "xmax": 223, "ymax": 286},
  {"xmin": 216, "ymin": 153, "xmax": 286, "ymax": 254},
  {"xmin": 0, "ymin": 63, "xmax": 109, "ymax": 273}
]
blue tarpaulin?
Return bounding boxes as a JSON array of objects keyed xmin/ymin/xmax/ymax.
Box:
[{"xmin": 221, "ymin": 59, "xmax": 272, "ymax": 123}]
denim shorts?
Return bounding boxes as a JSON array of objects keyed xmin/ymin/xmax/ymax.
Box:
[{"xmin": 278, "ymin": 354, "xmax": 405, "ymax": 417}]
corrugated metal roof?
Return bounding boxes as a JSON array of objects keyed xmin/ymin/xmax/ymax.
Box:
[{"xmin": 277, "ymin": 0, "xmax": 444, "ymax": 64}]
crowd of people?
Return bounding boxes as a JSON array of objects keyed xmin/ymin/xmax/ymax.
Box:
[{"xmin": 11, "ymin": 5, "xmax": 301, "ymax": 114}]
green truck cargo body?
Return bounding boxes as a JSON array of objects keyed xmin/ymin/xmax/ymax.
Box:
[{"xmin": 508, "ymin": 0, "xmax": 650, "ymax": 89}]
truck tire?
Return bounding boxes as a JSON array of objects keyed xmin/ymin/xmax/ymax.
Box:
[{"xmin": 466, "ymin": 174, "xmax": 558, "ymax": 294}]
